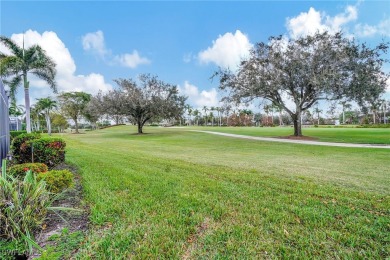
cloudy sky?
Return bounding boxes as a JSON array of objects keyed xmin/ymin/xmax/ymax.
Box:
[{"xmin": 1, "ymin": 1, "xmax": 389, "ymax": 110}]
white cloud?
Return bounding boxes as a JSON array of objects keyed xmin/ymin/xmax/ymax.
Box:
[
  {"xmin": 81, "ymin": 30, "xmax": 150, "ymax": 68},
  {"xmin": 286, "ymin": 5, "xmax": 358, "ymax": 38},
  {"xmin": 183, "ymin": 52, "xmax": 193, "ymax": 63},
  {"xmin": 198, "ymin": 30, "xmax": 253, "ymax": 69},
  {"xmin": 355, "ymin": 18, "xmax": 390, "ymax": 37},
  {"xmin": 114, "ymin": 51, "xmax": 151, "ymax": 68},
  {"xmin": 82, "ymin": 30, "xmax": 109, "ymax": 58},
  {"xmin": 326, "ymin": 5, "xmax": 358, "ymax": 32},
  {"xmin": 1, "ymin": 30, "xmax": 112, "ymax": 103},
  {"xmin": 179, "ymin": 81, "xmax": 219, "ymax": 108}
]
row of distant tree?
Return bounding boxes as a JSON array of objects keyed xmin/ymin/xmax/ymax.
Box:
[
  {"xmin": 9, "ymin": 94, "xmax": 389, "ymax": 136},
  {"xmin": 8, "ymin": 74, "xmax": 187, "ymax": 134},
  {"xmin": 1, "ymin": 31, "xmax": 389, "ymax": 136},
  {"xmin": 182, "ymin": 98, "xmax": 390, "ymax": 127}
]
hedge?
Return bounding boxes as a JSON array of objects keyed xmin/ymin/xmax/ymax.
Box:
[
  {"xmin": 11, "ymin": 133, "xmax": 41, "ymax": 163},
  {"xmin": 10, "ymin": 130, "xmax": 27, "ymax": 140},
  {"xmin": 25, "ymin": 138, "xmax": 66, "ymax": 168}
]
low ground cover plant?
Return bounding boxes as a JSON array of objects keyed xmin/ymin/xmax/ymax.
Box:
[
  {"xmin": 0, "ymin": 164, "xmax": 52, "ymax": 257},
  {"xmin": 37, "ymin": 170, "xmax": 74, "ymax": 193},
  {"xmin": 1, "ymin": 135, "xmax": 74, "ymax": 258}
]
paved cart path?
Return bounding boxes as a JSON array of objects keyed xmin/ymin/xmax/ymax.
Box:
[{"xmin": 191, "ymin": 130, "xmax": 390, "ymax": 149}]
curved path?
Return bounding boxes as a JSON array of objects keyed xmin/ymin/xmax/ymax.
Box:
[{"xmin": 191, "ymin": 130, "xmax": 390, "ymax": 149}]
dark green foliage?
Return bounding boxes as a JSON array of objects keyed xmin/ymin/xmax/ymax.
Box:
[
  {"xmin": 10, "ymin": 130, "xmax": 27, "ymax": 140},
  {"xmin": 8, "ymin": 163, "xmax": 48, "ymax": 179},
  {"xmin": 357, "ymin": 124, "xmax": 390, "ymax": 128},
  {"xmin": 25, "ymin": 138, "xmax": 66, "ymax": 168},
  {"xmin": 37, "ymin": 170, "xmax": 74, "ymax": 193},
  {"xmin": 11, "ymin": 133, "xmax": 41, "ymax": 163},
  {"xmin": 11, "ymin": 133, "xmax": 66, "ymax": 168},
  {"xmin": 0, "ymin": 239, "xmax": 28, "ymax": 260}
]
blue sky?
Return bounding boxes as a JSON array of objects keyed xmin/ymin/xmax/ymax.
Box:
[{"xmin": 1, "ymin": 0, "xmax": 389, "ymax": 111}]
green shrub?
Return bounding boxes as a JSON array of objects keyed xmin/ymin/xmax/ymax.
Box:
[
  {"xmin": 10, "ymin": 130, "xmax": 27, "ymax": 140},
  {"xmin": 8, "ymin": 163, "xmax": 48, "ymax": 179},
  {"xmin": 11, "ymin": 133, "xmax": 41, "ymax": 163},
  {"xmin": 25, "ymin": 138, "xmax": 66, "ymax": 168},
  {"xmin": 37, "ymin": 170, "xmax": 74, "ymax": 193},
  {"xmin": 357, "ymin": 124, "xmax": 390, "ymax": 128}
]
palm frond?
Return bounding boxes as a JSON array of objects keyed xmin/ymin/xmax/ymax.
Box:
[
  {"xmin": 0, "ymin": 52, "xmax": 8, "ymax": 60},
  {"xmin": 0, "ymin": 56, "xmax": 24, "ymax": 77},
  {"xmin": 32, "ymin": 70, "xmax": 57, "ymax": 92},
  {"xmin": 3, "ymin": 75, "xmax": 22, "ymax": 103},
  {"xmin": 0, "ymin": 36, "xmax": 23, "ymax": 58}
]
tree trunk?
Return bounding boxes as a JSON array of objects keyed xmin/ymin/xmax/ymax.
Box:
[
  {"xmin": 279, "ymin": 112, "xmax": 283, "ymax": 126},
  {"xmin": 137, "ymin": 120, "xmax": 143, "ymax": 134},
  {"xmin": 24, "ymin": 76, "xmax": 31, "ymax": 133},
  {"xmin": 373, "ymin": 111, "xmax": 376, "ymax": 124},
  {"xmin": 74, "ymin": 118, "xmax": 79, "ymax": 133},
  {"xmin": 292, "ymin": 112, "xmax": 302, "ymax": 136},
  {"xmin": 37, "ymin": 117, "xmax": 40, "ymax": 131},
  {"xmin": 46, "ymin": 113, "xmax": 52, "ymax": 135},
  {"xmin": 343, "ymin": 110, "xmax": 345, "ymax": 124}
]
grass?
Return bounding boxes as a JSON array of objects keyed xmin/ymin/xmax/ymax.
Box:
[
  {"xmin": 185, "ymin": 125, "xmax": 390, "ymax": 144},
  {"xmin": 58, "ymin": 126, "xmax": 389, "ymax": 258}
]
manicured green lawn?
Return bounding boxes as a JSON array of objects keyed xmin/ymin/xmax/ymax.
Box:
[
  {"xmin": 61, "ymin": 126, "xmax": 389, "ymax": 258},
  {"xmin": 186, "ymin": 126, "xmax": 390, "ymax": 144}
]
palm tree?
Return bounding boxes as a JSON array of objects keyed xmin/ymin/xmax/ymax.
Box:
[
  {"xmin": 263, "ymin": 104, "xmax": 271, "ymax": 125},
  {"xmin": 193, "ymin": 109, "xmax": 200, "ymax": 126},
  {"xmin": 224, "ymin": 105, "xmax": 231, "ymax": 126},
  {"xmin": 215, "ymin": 107, "xmax": 222, "ymax": 126},
  {"xmin": 8, "ymin": 102, "xmax": 24, "ymax": 117},
  {"xmin": 36, "ymin": 97, "xmax": 57, "ymax": 135},
  {"xmin": 30, "ymin": 104, "xmax": 43, "ymax": 132},
  {"xmin": 313, "ymin": 104, "xmax": 322, "ymax": 125},
  {"xmin": 202, "ymin": 106, "xmax": 208, "ymax": 126},
  {"xmin": 382, "ymin": 100, "xmax": 388, "ymax": 124},
  {"xmin": 0, "ymin": 35, "xmax": 57, "ymax": 133},
  {"xmin": 272, "ymin": 102, "xmax": 284, "ymax": 126},
  {"xmin": 209, "ymin": 111, "xmax": 214, "ymax": 126},
  {"xmin": 340, "ymin": 100, "xmax": 351, "ymax": 124},
  {"xmin": 185, "ymin": 104, "xmax": 193, "ymax": 126}
]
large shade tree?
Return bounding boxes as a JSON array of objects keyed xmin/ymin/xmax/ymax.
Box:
[
  {"xmin": 58, "ymin": 91, "xmax": 91, "ymax": 133},
  {"xmin": 217, "ymin": 32, "xmax": 389, "ymax": 136},
  {"xmin": 0, "ymin": 35, "xmax": 57, "ymax": 133},
  {"xmin": 90, "ymin": 89, "xmax": 126, "ymax": 125},
  {"xmin": 114, "ymin": 74, "xmax": 186, "ymax": 134}
]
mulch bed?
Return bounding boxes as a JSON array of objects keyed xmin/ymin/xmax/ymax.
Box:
[
  {"xmin": 29, "ymin": 164, "xmax": 89, "ymax": 259},
  {"xmin": 274, "ymin": 135, "xmax": 319, "ymax": 141}
]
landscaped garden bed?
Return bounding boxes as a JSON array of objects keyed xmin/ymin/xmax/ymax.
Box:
[{"xmin": 0, "ymin": 134, "xmax": 89, "ymax": 259}]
